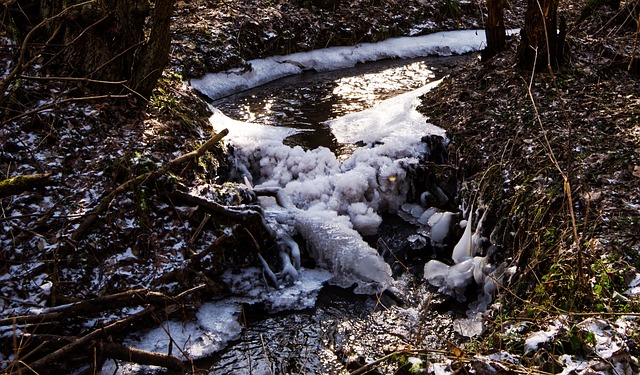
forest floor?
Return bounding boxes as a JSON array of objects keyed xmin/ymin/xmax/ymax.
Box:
[{"xmin": 1, "ymin": 0, "xmax": 640, "ymax": 374}]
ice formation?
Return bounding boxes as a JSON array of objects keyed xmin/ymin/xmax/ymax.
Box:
[
  {"xmin": 209, "ymin": 77, "xmax": 448, "ymax": 293},
  {"xmin": 294, "ymin": 208, "xmax": 392, "ymax": 294},
  {"xmin": 195, "ymin": 29, "xmax": 516, "ymax": 294},
  {"xmin": 451, "ymin": 204, "xmax": 473, "ymax": 263},
  {"xmin": 419, "ymin": 203, "xmax": 514, "ymax": 337},
  {"xmin": 192, "ymin": 29, "xmax": 519, "ymax": 101},
  {"xmin": 423, "ymin": 204, "xmax": 504, "ymax": 314}
]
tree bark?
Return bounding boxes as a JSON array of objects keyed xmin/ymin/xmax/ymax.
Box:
[
  {"xmin": 517, "ymin": 0, "xmax": 561, "ymax": 71},
  {"xmin": 5, "ymin": 0, "xmax": 172, "ymax": 99},
  {"xmin": 129, "ymin": 0, "xmax": 174, "ymax": 98},
  {"xmin": 59, "ymin": 0, "xmax": 149, "ymax": 83},
  {"xmin": 483, "ymin": 0, "xmax": 506, "ymax": 60}
]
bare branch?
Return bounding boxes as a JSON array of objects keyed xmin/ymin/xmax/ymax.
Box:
[
  {"xmin": 10, "ymin": 307, "xmax": 151, "ymax": 375},
  {"xmin": 70, "ymin": 129, "xmax": 229, "ymax": 242},
  {"xmin": 18, "ymin": 75, "xmax": 127, "ymax": 85}
]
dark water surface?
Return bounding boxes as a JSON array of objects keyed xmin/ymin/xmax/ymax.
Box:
[{"xmin": 212, "ymin": 55, "xmax": 471, "ymax": 154}]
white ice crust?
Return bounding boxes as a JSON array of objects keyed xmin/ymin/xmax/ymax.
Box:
[
  {"xmin": 191, "ymin": 29, "xmax": 518, "ymax": 101},
  {"xmin": 210, "ymin": 75, "xmax": 448, "ymax": 293}
]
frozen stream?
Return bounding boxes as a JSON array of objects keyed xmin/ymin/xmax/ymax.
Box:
[
  {"xmin": 106, "ymin": 31, "xmax": 502, "ymax": 374},
  {"xmin": 211, "ymin": 56, "xmax": 465, "ymax": 154},
  {"xmin": 191, "ymin": 56, "xmax": 471, "ymax": 374}
]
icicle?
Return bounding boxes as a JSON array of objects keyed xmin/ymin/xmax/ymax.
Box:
[
  {"xmin": 257, "ymin": 253, "xmax": 280, "ymax": 288},
  {"xmin": 471, "ymin": 206, "xmax": 490, "ymax": 256},
  {"xmin": 294, "ymin": 210, "xmax": 392, "ymax": 294},
  {"xmin": 452, "ymin": 204, "xmax": 473, "ymax": 264},
  {"xmin": 276, "ymin": 251, "xmax": 299, "ymax": 286},
  {"xmin": 243, "ymin": 175, "xmax": 253, "ymax": 188},
  {"xmin": 279, "ymin": 231, "xmax": 301, "ymax": 270},
  {"xmin": 472, "ymin": 256, "xmax": 485, "ymax": 285}
]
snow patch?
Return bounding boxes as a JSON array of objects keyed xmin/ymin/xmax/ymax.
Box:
[
  {"xmin": 123, "ymin": 301, "xmax": 242, "ymax": 360},
  {"xmin": 192, "ymin": 29, "xmax": 518, "ymax": 101}
]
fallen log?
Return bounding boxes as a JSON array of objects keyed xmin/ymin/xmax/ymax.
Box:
[{"xmin": 0, "ymin": 173, "xmax": 52, "ymax": 198}]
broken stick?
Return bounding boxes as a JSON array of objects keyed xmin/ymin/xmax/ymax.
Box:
[
  {"xmin": 0, "ymin": 173, "xmax": 52, "ymax": 198},
  {"xmin": 71, "ymin": 128, "xmax": 229, "ymax": 242}
]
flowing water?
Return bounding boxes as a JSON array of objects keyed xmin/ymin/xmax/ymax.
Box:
[
  {"xmin": 189, "ymin": 55, "xmax": 476, "ymax": 374},
  {"xmin": 211, "ymin": 56, "xmax": 466, "ymax": 155}
]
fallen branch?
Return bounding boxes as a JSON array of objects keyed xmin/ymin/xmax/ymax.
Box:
[
  {"xmin": 70, "ymin": 128, "xmax": 229, "ymax": 242},
  {"xmin": 95, "ymin": 341, "xmax": 184, "ymax": 371},
  {"xmin": 0, "ymin": 288, "xmax": 176, "ymax": 327},
  {"xmin": 11, "ymin": 307, "xmax": 152, "ymax": 375},
  {"xmin": 0, "ymin": 173, "xmax": 52, "ymax": 198},
  {"xmin": 168, "ymin": 190, "xmax": 264, "ymax": 223},
  {"xmin": 167, "ymin": 190, "xmax": 277, "ymax": 249}
]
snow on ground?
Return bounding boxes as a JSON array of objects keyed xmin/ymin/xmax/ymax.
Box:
[{"xmin": 191, "ymin": 29, "xmax": 517, "ymax": 101}]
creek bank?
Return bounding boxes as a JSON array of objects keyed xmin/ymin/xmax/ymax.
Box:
[{"xmin": 416, "ymin": 7, "xmax": 640, "ymax": 371}]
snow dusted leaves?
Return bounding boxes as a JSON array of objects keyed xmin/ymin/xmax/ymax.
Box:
[{"xmin": 520, "ymin": 317, "xmax": 640, "ymax": 375}]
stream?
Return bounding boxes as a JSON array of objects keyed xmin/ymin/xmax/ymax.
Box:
[
  {"xmin": 101, "ymin": 49, "xmax": 483, "ymax": 374},
  {"xmin": 192, "ymin": 55, "xmax": 476, "ymax": 374},
  {"xmin": 211, "ymin": 56, "xmax": 465, "ymax": 154}
]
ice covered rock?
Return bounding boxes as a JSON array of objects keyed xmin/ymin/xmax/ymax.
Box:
[
  {"xmin": 423, "ymin": 258, "xmax": 475, "ymax": 300},
  {"xmin": 428, "ymin": 211, "xmax": 455, "ymax": 245},
  {"xmin": 417, "ymin": 207, "xmax": 439, "ymax": 225}
]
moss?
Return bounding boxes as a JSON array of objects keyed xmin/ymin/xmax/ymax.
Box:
[{"xmin": 0, "ymin": 173, "xmax": 52, "ymax": 198}]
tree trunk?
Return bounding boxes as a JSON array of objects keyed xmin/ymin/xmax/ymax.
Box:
[
  {"xmin": 483, "ymin": 0, "xmax": 506, "ymax": 60},
  {"xmin": 59, "ymin": 0, "xmax": 149, "ymax": 83},
  {"xmin": 517, "ymin": 0, "xmax": 562, "ymax": 71},
  {"xmin": 5, "ymin": 0, "xmax": 172, "ymax": 100},
  {"xmin": 129, "ymin": 0, "xmax": 174, "ymax": 98}
]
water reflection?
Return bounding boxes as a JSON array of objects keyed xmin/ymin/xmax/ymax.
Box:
[
  {"xmin": 211, "ymin": 57, "xmax": 459, "ymax": 154},
  {"xmin": 331, "ymin": 61, "xmax": 435, "ymax": 113}
]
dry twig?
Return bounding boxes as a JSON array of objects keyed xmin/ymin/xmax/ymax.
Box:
[{"xmin": 70, "ymin": 129, "xmax": 229, "ymax": 242}]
